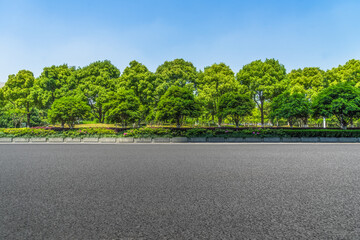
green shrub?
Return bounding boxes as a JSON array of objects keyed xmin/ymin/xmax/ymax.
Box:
[
  {"xmin": 1, "ymin": 127, "xmax": 360, "ymax": 139},
  {"xmin": 0, "ymin": 128, "xmax": 56, "ymax": 137},
  {"xmin": 185, "ymin": 128, "xmax": 213, "ymax": 137},
  {"xmin": 124, "ymin": 127, "xmax": 172, "ymax": 138},
  {"xmin": 60, "ymin": 128, "xmax": 116, "ymax": 138}
]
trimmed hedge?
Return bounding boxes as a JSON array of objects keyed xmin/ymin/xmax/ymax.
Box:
[{"xmin": 2, "ymin": 127, "xmax": 360, "ymax": 138}]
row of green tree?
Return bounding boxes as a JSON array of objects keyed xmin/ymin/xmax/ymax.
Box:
[{"xmin": 0, "ymin": 59, "xmax": 360, "ymax": 129}]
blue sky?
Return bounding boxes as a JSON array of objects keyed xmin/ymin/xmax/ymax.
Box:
[{"xmin": 0, "ymin": 0, "xmax": 359, "ymax": 81}]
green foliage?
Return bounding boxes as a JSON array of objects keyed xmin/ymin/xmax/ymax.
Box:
[
  {"xmin": 312, "ymin": 83, "xmax": 360, "ymax": 129},
  {"xmin": 2, "ymin": 70, "xmax": 35, "ymax": 127},
  {"xmin": 155, "ymin": 59, "xmax": 197, "ymax": 99},
  {"xmin": 61, "ymin": 128, "xmax": 116, "ymax": 138},
  {"xmin": 124, "ymin": 127, "xmax": 172, "ymax": 138},
  {"xmin": 75, "ymin": 60, "xmax": 120, "ymax": 123},
  {"xmin": 218, "ymin": 92, "xmax": 255, "ymax": 127},
  {"xmin": 34, "ymin": 64, "xmax": 76, "ymax": 108},
  {"xmin": 0, "ymin": 111, "xmax": 13, "ymax": 128},
  {"xmin": 105, "ymin": 88, "xmax": 140, "ymax": 127},
  {"xmin": 287, "ymin": 67, "xmax": 325, "ymax": 99},
  {"xmin": 197, "ymin": 63, "xmax": 239, "ymax": 126},
  {"xmin": 281, "ymin": 129, "xmax": 360, "ymax": 138},
  {"xmin": 0, "ymin": 128, "xmax": 56, "ymax": 137},
  {"xmin": 156, "ymin": 86, "xmax": 201, "ymax": 127},
  {"xmin": 237, "ymin": 59, "xmax": 286, "ymax": 126},
  {"xmin": 325, "ymin": 59, "xmax": 360, "ymax": 87},
  {"xmin": 48, "ymin": 96, "xmax": 91, "ymax": 128},
  {"xmin": 3, "ymin": 58, "xmax": 360, "ymax": 130},
  {"xmin": 270, "ymin": 91, "xmax": 311, "ymax": 127},
  {"xmin": 118, "ymin": 61, "xmax": 155, "ymax": 122}
]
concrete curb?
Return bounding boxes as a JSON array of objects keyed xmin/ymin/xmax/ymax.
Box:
[
  {"xmin": 282, "ymin": 138, "xmax": 302, "ymax": 142},
  {"xmin": 245, "ymin": 138, "xmax": 263, "ymax": 142},
  {"xmin": 152, "ymin": 138, "xmax": 171, "ymax": 143},
  {"xmin": 64, "ymin": 138, "xmax": 81, "ymax": 143},
  {"xmin": 319, "ymin": 137, "xmax": 339, "ymax": 143},
  {"xmin": 339, "ymin": 137, "xmax": 358, "ymax": 143},
  {"xmin": 117, "ymin": 138, "xmax": 134, "ymax": 143},
  {"xmin": 134, "ymin": 138, "xmax": 152, "ymax": 143},
  {"xmin": 189, "ymin": 137, "xmax": 207, "ymax": 142},
  {"xmin": 82, "ymin": 138, "xmax": 99, "ymax": 143},
  {"xmin": 264, "ymin": 137, "xmax": 281, "ymax": 142},
  {"xmin": 99, "ymin": 138, "xmax": 116, "ymax": 143},
  {"xmin": 48, "ymin": 138, "xmax": 64, "ymax": 143},
  {"xmin": 2, "ymin": 137, "xmax": 360, "ymax": 144},
  {"xmin": 208, "ymin": 137, "xmax": 225, "ymax": 142},
  {"xmin": 0, "ymin": 138, "xmax": 13, "ymax": 142},
  {"xmin": 13, "ymin": 138, "xmax": 29, "ymax": 143},
  {"xmin": 171, "ymin": 137, "xmax": 188, "ymax": 143},
  {"xmin": 226, "ymin": 138, "xmax": 245, "ymax": 142},
  {"xmin": 30, "ymin": 138, "xmax": 47, "ymax": 142},
  {"xmin": 301, "ymin": 137, "xmax": 319, "ymax": 143}
]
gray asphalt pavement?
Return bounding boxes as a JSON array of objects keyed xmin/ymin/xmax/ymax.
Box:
[{"xmin": 1, "ymin": 144, "xmax": 360, "ymax": 239}]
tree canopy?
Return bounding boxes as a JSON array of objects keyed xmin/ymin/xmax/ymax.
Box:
[
  {"xmin": 2, "ymin": 70, "xmax": 35, "ymax": 127},
  {"xmin": 105, "ymin": 88, "xmax": 140, "ymax": 127},
  {"xmin": 75, "ymin": 60, "xmax": 120, "ymax": 123},
  {"xmin": 197, "ymin": 63, "xmax": 239, "ymax": 126},
  {"xmin": 2, "ymin": 58, "xmax": 360, "ymax": 129},
  {"xmin": 237, "ymin": 58, "xmax": 286, "ymax": 127},
  {"xmin": 312, "ymin": 83, "xmax": 360, "ymax": 129},
  {"xmin": 218, "ymin": 92, "xmax": 255, "ymax": 128},
  {"xmin": 270, "ymin": 91, "xmax": 311, "ymax": 127},
  {"xmin": 48, "ymin": 95, "xmax": 91, "ymax": 128},
  {"xmin": 154, "ymin": 59, "xmax": 197, "ymax": 99},
  {"xmin": 156, "ymin": 86, "xmax": 201, "ymax": 128}
]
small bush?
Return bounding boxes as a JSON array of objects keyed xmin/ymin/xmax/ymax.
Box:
[
  {"xmin": 0, "ymin": 128, "xmax": 56, "ymax": 137},
  {"xmin": 124, "ymin": 127, "xmax": 172, "ymax": 138}
]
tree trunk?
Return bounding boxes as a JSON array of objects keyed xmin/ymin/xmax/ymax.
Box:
[
  {"xmin": 260, "ymin": 100, "xmax": 264, "ymax": 128},
  {"xmin": 340, "ymin": 115, "xmax": 347, "ymax": 129},
  {"xmin": 218, "ymin": 117, "xmax": 222, "ymax": 127},
  {"xmin": 61, "ymin": 122, "xmax": 65, "ymax": 128},
  {"xmin": 303, "ymin": 118, "xmax": 308, "ymax": 128},
  {"xmin": 99, "ymin": 107, "xmax": 103, "ymax": 123},
  {"xmin": 176, "ymin": 117, "xmax": 181, "ymax": 128},
  {"xmin": 26, "ymin": 104, "xmax": 31, "ymax": 128},
  {"xmin": 235, "ymin": 120, "xmax": 239, "ymax": 128}
]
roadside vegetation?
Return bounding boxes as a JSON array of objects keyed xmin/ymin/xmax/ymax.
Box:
[
  {"xmin": 1, "ymin": 58, "xmax": 360, "ymax": 132},
  {"xmin": 2, "ymin": 127, "xmax": 360, "ymax": 139}
]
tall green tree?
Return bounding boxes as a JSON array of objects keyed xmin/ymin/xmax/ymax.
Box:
[
  {"xmin": 237, "ymin": 59, "xmax": 286, "ymax": 127},
  {"xmin": 197, "ymin": 63, "xmax": 239, "ymax": 126},
  {"xmin": 287, "ymin": 67, "xmax": 325, "ymax": 99},
  {"xmin": 75, "ymin": 60, "xmax": 120, "ymax": 123},
  {"xmin": 48, "ymin": 95, "xmax": 91, "ymax": 128},
  {"xmin": 325, "ymin": 59, "xmax": 360, "ymax": 87},
  {"xmin": 312, "ymin": 83, "xmax": 360, "ymax": 129},
  {"xmin": 2, "ymin": 70, "xmax": 35, "ymax": 127},
  {"xmin": 34, "ymin": 64, "xmax": 76, "ymax": 109},
  {"xmin": 104, "ymin": 88, "xmax": 140, "ymax": 127},
  {"xmin": 118, "ymin": 60, "xmax": 155, "ymax": 125},
  {"xmin": 270, "ymin": 91, "xmax": 311, "ymax": 127},
  {"xmin": 155, "ymin": 59, "xmax": 197, "ymax": 99},
  {"xmin": 218, "ymin": 92, "xmax": 255, "ymax": 128},
  {"xmin": 156, "ymin": 86, "xmax": 201, "ymax": 128}
]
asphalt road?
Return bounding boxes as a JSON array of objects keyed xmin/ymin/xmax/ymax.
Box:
[{"xmin": 1, "ymin": 144, "xmax": 360, "ymax": 239}]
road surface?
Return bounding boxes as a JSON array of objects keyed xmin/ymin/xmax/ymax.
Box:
[{"xmin": 1, "ymin": 144, "xmax": 360, "ymax": 239}]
